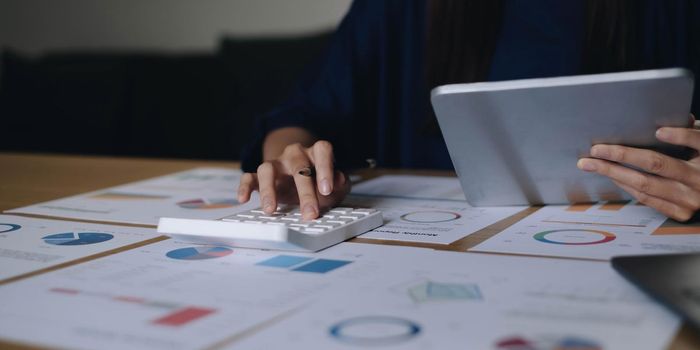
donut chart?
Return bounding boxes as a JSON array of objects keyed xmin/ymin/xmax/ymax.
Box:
[
  {"xmin": 400, "ymin": 211, "xmax": 461, "ymax": 223},
  {"xmin": 0, "ymin": 223, "xmax": 21, "ymax": 233},
  {"xmin": 533, "ymin": 229, "xmax": 616, "ymax": 245},
  {"xmin": 329, "ymin": 316, "xmax": 421, "ymax": 346}
]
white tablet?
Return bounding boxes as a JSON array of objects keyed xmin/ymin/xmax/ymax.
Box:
[{"xmin": 431, "ymin": 68, "xmax": 694, "ymax": 206}]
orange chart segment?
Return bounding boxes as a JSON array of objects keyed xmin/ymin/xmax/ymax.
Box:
[
  {"xmin": 652, "ymin": 220, "xmax": 700, "ymax": 235},
  {"xmin": 599, "ymin": 201, "xmax": 630, "ymax": 211},
  {"xmin": 565, "ymin": 203, "xmax": 595, "ymax": 212}
]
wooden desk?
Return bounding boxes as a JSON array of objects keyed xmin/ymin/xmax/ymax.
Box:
[{"xmin": 1, "ymin": 152, "xmax": 698, "ymax": 349}]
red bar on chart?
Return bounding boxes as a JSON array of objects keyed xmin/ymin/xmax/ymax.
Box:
[
  {"xmin": 49, "ymin": 287, "xmax": 80, "ymax": 295},
  {"xmin": 152, "ymin": 307, "xmax": 216, "ymax": 326}
]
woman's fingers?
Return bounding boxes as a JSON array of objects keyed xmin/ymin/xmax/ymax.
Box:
[
  {"xmin": 589, "ymin": 144, "xmax": 698, "ymax": 187},
  {"xmin": 257, "ymin": 161, "xmax": 281, "ymax": 214},
  {"xmin": 578, "ymin": 157, "xmax": 700, "ymax": 211},
  {"xmin": 656, "ymin": 127, "xmax": 700, "ymax": 152},
  {"xmin": 308, "ymin": 140, "xmax": 335, "ymax": 196},
  {"xmin": 237, "ymin": 172, "xmax": 258, "ymax": 203},
  {"xmin": 318, "ymin": 171, "xmax": 351, "ymax": 209},
  {"xmin": 280, "ymin": 143, "xmax": 320, "ymax": 220},
  {"xmin": 613, "ymin": 180, "xmax": 695, "ymax": 222}
]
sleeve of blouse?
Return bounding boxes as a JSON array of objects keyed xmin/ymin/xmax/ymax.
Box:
[
  {"xmin": 240, "ymin": 0, "xmax": 380, "ymax": 172},
  {"xmin": 690, "ymin": 0, "xmax": 700, "ymax": 117}
]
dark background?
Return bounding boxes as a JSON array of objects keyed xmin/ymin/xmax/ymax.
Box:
[{"xmin": 0, "ymin": 32, "xmax": 331, "ymax": 160}]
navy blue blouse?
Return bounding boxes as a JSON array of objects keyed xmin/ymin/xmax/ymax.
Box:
[{"xmin": 241, "ymin": 0, "xmax": 700, "ymax": 172}]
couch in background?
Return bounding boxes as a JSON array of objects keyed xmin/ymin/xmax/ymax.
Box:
[{"xmin": 0, "ymin": 32, "xmax": 331, "ymax": 160}]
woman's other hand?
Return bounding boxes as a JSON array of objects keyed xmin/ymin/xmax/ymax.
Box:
[{"xmin": 578, "ymin": 117, "xmax": 700, "ymax": 222}]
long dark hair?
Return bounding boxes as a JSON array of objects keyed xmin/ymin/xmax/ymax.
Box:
[{"xmin": 426, "ymin": 0, "xmax": 643, "ymax": 88}]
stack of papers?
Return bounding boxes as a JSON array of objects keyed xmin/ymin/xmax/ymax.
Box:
[{"xmin": 1, "ymin": 169, "xmax": 698, "ymax": 350}]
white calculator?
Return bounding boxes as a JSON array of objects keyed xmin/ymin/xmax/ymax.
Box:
[{"xmin": 157, "ymin": 205, "xmax": 383, "ymax": 252}]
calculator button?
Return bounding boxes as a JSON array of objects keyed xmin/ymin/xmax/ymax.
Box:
[
  {"xmin": 289, "ymin": 223, "xmax": 310, "ymax": 228},
  {"xmin": 281, "ymin": 217, "xmax": 300, "ymax": 222},
  {"xmin": 329, "ymin": 207, "xmax": 353, "ymax": 214},
  {"xmin": 328, "ymin": 219, "xmax": 352, "ymax": 224},
  {"xmin": 313, "ymin": 224, "xmax": 338, "ymax": 229},
  {"xmin": 251, "ymin": 210, "xmax": 266, "ymax": 214},
  {"xmin": 351, "ymin": 209, "xmax": 377, "ymax": 215},
  {"xmin": 236, "ymin": 214, "xmax": 256, "ymax": 219},
  {"xmin": 339, "ymin": 215, "xmax": 361, "ymax": 220}
]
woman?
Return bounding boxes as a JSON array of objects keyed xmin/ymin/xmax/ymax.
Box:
[{"xmin": 238, "ymin": 0, "xmax": 700, "ymax": 221}]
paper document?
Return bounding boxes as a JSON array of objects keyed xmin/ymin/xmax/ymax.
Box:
[
  {"xmin": 352, "ymin": 175, "xmax": 466, "ymax": 201},
  {"xmin": 0, "ymin": 215, "xmax": 158, "ymax": 281},
  {"xmin": 344, "ymin": 195, "xmax": 523, "ymax": 244},
  {"xmin": 470, "ymin": 202, "xmax": 700, "ymax": 260},
  {"xmin": 6, "ymin": 168, "xmax": 258, "ymax": 225},
  {"xmin": 0, "ymin": 240, "xmax": 428, "ymax": 350},
  {"xmin": 230, "ymin": 246, "xmax": 679, "ymax": 350}
]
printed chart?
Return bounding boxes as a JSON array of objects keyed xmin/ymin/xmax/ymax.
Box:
[
  {"xmin": 0, "ymin": 242, "xmax": 407, "ymax": 350},
  {"xmin": 344, "ymin": 195, "xmax": 523, "ymax": 244},
  {"xmin": 166, "ymin": 246, "xmax": 234, "ymax": 260},
  {"xmin": 329, "ymin": 316, "xmax": 421, "ymax": 346},
  {"xmin": 42, "ymin": 232, "xmax": 115, "ymax": 246},
  {"xmin": 257, "ymin": 255, "xmax": 353, "ymax": 274},
  {"xmin": 0, "ymin": 223, "xmax": 21, "ymax": 233},
  {"xmin": 495, "ymin": 335, "xmax": 602, "ymax": 350},
  {"xmin": 230, "ymin": 247, "xmax": 679, "ymax": 350},
  {"xmin": 471, "ymin": 202, "xmax": 700, "ymax": 260},
  {"xmin": 49, "ymin": 287, "xmax": 216, "ymax": 327},
  {"xmin": 6, "ymin": 168, "xmax": 258, "ymax": 225},
  {"xmin": 0, "ymin": 215, "xmax": 157, "ymax": 280}
]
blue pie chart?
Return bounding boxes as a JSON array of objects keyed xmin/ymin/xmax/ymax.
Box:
[
  {"xmin": 42, "ymin": 232, "xmax": 114, "ymax": 246},
  {"xmin": 0, "ymin": 223, "xmax": 21, "ymax": 233},
  {"xmin": 166, "ymin": 246, "xmax": 234, "ymax": 260}
]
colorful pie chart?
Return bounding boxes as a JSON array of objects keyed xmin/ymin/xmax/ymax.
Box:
[
  {"xmin": 533, "ymin": 229, "xmax": 616, "ymax": 245},
  {"xmin": 42, "ymin": 232, "xmax": 114, "ymax": 246},
  {"xmin": 0, "ymin": 223, "xmax": 21, "ymax": 233},
  {"xmin": 177, "ymin": 198, "xmax": 238, "ymax": 210},
  {"xmin": 496, "ymin": 335, "xmax": 602, "ymax": 350},
  {"xmin": 166, "ymin": 246, "xmax": 233, "ymax": 260}
]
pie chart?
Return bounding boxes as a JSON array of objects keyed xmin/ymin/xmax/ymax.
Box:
[
  {"xmin": 533, "ymin": 229, "xmax": 616, "ymax": 245},
  {"xmin": 177, "ymin": 198, "xmax": 238, "ymax": 210},
  {"xmin": 400, "ymin": 211, "xmax": 461, "ymax": 223},
  {"xmin": 166, "ymin": 246, "xmax": 233, "ymax": 260},
  {"xmin": 329, "ymin": 316, "xmax": 421, "ymax": 346},
  {"xmin": 42, "ymin": 232, "xmax": 114, "ymax": 246},
  {"xmin": 0, "ymin": 223, "xmax": 21, "ymax": 233},
  {"xmin": 496, "ymin": 335, "xmax": 602, "ymax": 350}
]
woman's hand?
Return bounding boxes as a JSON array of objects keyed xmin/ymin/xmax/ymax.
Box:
[
  {"xmin": 577, "ymin": 119, "xmax": 700, "ymax": 222},
  {"xmin": 237, "ymin": 140, "xmax": 351, "ymax": 220}
]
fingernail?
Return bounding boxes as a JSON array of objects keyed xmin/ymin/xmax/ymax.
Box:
[
  {"xmin": 577, "ymin": 159, "xmax": 597, "ymax": 171},
  {"xmin": 302, "ymin": 204, "xmax": 317, "ymax": 219},
  {"xmin": 656, "ymin": 128, "xmax": 669, "ymax": 141},
  {"xmin": 338, "ymin": 172, "xmax": 346, "ymax": 185},
  {"xmin": 320, "ymin": 179, "xmax": 331, "ymax": 195},
  {"xmin": 262, "ymin": 197, "xmax": 273, "ymax": 211}
]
